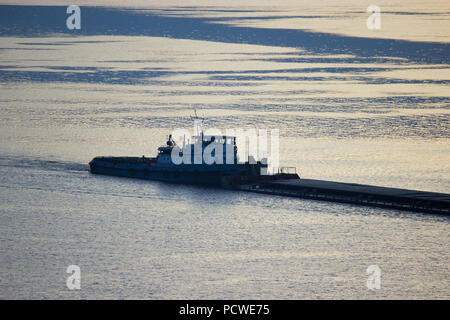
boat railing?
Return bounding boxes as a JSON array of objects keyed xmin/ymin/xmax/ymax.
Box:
[{"xmin": 277, "ymin": 167, "xmax": 297, "ymax": 174}]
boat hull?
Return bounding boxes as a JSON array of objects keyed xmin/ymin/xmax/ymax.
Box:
[
  {"xmin": 90, "ymin": 164, "xmax": 234, "ymax": 186},
  {"xmin": 89, "ymin": 156, "xmax": 266, "ymax": 186}
]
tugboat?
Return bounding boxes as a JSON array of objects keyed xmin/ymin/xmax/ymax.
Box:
[{"xmin": 89, "ymin": 121, "xmax": 299, "ymax": 187}]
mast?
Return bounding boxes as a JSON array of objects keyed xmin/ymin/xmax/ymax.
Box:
[{"xmin": 191, "ymin": 108, "xmax": 204, "ymax": 143}]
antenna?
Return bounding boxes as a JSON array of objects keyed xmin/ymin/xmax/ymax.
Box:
[
  {"xmin": 191, "ymin": 107, "xmax": 204, "ymax": 140},
  {"xmin": 190, "ymin": 107, "xmax": 204, "ymax": 121}
]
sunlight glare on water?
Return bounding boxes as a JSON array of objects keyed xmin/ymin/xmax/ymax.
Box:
[{"xmin": 0, "ymin": 0, "xmax": 448, "ymax": 299}]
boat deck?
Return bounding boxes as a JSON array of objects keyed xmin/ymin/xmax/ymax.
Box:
[{"xmin": 237, "ymin": 178, "xmax": 450, "ymax": 215}]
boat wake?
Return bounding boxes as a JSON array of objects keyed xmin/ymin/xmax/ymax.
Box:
[{"xmin": 0, "ymin": 155, "xmax": 89, "ymax": 173}]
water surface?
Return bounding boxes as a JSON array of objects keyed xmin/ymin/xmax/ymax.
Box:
[{"xmin": 0, "ymin": 2, "xmax": 449, "ymax": 299}]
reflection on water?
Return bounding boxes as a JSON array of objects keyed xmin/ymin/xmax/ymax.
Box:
[{"xmin": 0, "ymin": 2, "xmax": 448, "ymax": 299}]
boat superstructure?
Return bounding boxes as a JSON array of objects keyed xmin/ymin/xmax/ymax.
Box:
[{"xmin": 89, "ymin": 125, "xmax": 298, "ymax": 187}]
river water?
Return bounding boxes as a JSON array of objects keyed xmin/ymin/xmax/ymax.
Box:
[{"xmin": 0, "ymin": 1, "xmax": 449, "ymax": 299}]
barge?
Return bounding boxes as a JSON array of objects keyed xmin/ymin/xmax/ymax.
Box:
[{"xmin": 89, "ymin": 122, "xmax": 449, "ymax": 215}]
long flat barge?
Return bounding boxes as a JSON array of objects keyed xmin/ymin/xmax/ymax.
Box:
[
  {"xmin": 237, "ymin": 178, "xmax": 450, "ymax": 215},
  {"xmin": 89, "ymin": 121, "xmax": 449, "ymax": 216}
]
